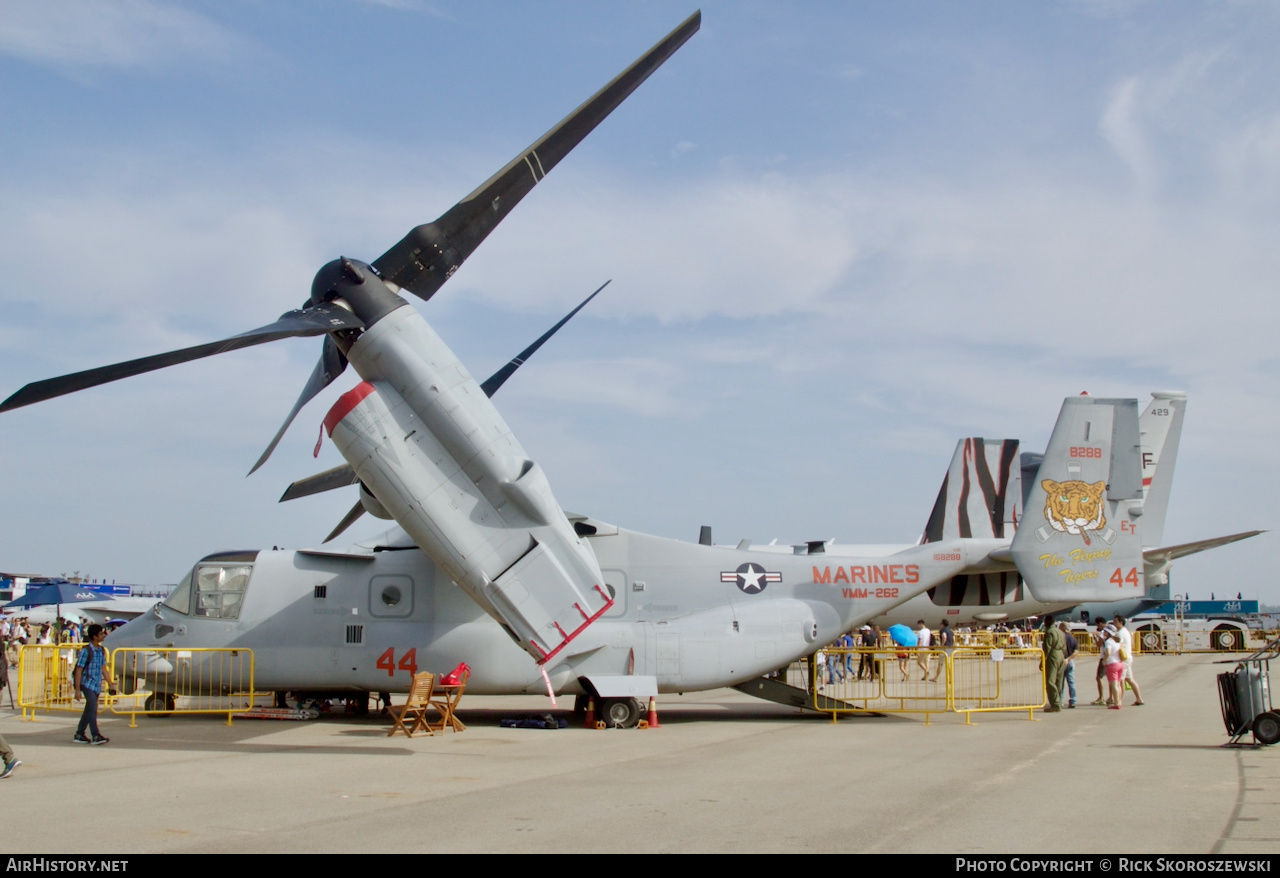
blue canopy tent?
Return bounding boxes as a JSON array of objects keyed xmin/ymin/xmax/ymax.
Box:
[{"xmin": 3, "ymin": 582, "xmax": 113, "ymax": 633}]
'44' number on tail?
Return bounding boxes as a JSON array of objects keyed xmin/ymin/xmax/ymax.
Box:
[{"xmin": 1109, "ymin": 568, "xmax": 1140, "ymax": 588}]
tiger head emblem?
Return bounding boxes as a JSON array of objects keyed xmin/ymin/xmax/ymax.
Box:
[{"xmin": 1041, "ymin": 479, "xmax": 1107, "ymax": 542}]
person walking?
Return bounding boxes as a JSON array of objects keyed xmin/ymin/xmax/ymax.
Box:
[
  {"xmin": 1090, "ymin": 616, "xmax": 1111, "ymax": 705},
  {"xmin": 0, "ymin": 733, "xmax": 19, "ymax": 778},
  {"xmin": 1102, "ymin": 625, "xmax": 1126, "ymax": 710},
  {"xmin": 915, "ymin": 620, "xmax": 933, "ymax": 681},
  {"xmin": 824, "ymin": 638, "xmax": 845, "ymax": 686},
  {"xmin": 1113, "ymin": 614, "xmax": 1145, "ymax": 706},
  {"xmin": 72, "ymin": 624, "xmax": 115, "ymax": 745},
  {"xmin": 0, "ymin": 647, "xmax": 12, "ymax": 710},
  {"xmin": 930, "ymin": 619, "xmax": 955, "ymax": 683},
  {"xmin": 857, "ymin": 624, "xmax": 879, "ymax": 681}
]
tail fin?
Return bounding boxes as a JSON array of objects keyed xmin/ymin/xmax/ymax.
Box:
[
  {"xmin": 1010, "ymin": 395, "xmax": 1145, "ymax": 602},
  {"xmin": 1136, "ymin": 391, "xmax": 1186, "ymax": 546},
  {"xmin": 921, "ymin": 438, "xmax": 1022, "ymax": 543},
  {"xmin": 921, "ymin": 439, "xmax": 1025, "ymax": 609}
]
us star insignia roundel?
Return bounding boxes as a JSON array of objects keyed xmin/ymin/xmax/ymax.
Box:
[{"xmin": 721, "ymin": 562, "xmax": 782, "ymax": 594}]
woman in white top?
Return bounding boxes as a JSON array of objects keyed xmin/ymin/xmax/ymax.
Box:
[{"xmin": 1102, "ymin": 628, "xmax": 1125, "ymax": 710}]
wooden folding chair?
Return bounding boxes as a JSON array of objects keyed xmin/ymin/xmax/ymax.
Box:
[
  {"xmin": 387, "ymin": 672, "xmax": 435, "ymax": 737},
  {"xmin": 428, "ymin": 668, "xmax": 470, "ymax": 733}
]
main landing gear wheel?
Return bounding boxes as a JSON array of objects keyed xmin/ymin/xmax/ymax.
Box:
[
  {"xmin": 144, "ymin": 693, "xmax": 176, "ymax": 716},
  {"xmin": 1253, "ymin": 712, "xmax": 1280, "ymax": 746},
  {"xmin": 600, "ymin": 697, "xmax": 642, "ymax": 729}
]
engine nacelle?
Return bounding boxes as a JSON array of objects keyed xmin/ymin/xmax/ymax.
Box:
[{"xmin": 324, "ymin": 306, "xmax": 610, "ymax": 666}]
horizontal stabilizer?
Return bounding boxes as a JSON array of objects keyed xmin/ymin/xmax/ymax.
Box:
[
  {"xmin": 1011, "ymin": 396, "xmax": 1145, "ymax": 602},
  {"xmin": 1144, "ymin": 530, "xmax": 1264, "ymax": 564}
]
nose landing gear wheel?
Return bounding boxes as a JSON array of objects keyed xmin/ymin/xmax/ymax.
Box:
[
  {"xmin": 144, "ymin": 693, "xmax": 177, "ymax": 716},
  {"xmin": 600, "ymin": 697, "xmax": 642, "ymax": 728}
]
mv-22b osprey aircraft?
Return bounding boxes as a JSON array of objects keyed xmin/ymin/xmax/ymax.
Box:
[{"xmin": 0, "ymin": 12, "xmax": 1226, "ymax": 725}]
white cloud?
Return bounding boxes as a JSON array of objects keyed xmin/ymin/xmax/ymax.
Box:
[
  {"xmin": 670, "ymin": 140, "xmax": 697, "ymax": 159},
  {"xmin": 1100, "ymin": 77, "xmax": 1159, "ymax": 195},
  {"xmin": 515, "ymin": 358, "xmax": 689, "ymax": 418},
  {"xmin": 0, "ymin": 0, "xmax": 253, "ymax": 72}
]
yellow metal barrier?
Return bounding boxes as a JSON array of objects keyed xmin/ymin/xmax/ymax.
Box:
[
  {"xmin": 813, "ymin": 647, "xmax": 952, "ymax": 724},
  {"xmin": 949, "ymin": 646, "xmax": 1046, "ymax": 724},
  {"xmin": 17, "ymin": 643, "xmax": 86, "ymax": 719},
  {"xmin": 952, "ymin": 630, "xmax": 1043, "ymax": 649},
  {"xmin": 812, "ymin": 645, "xmax": 1046, "ymax": 724},
  {"xmin": 1130, "ymin": 627, "xmax": 1275, "ymax": 655},
  {"xmin": 110, "ymin": 648, "xmax": 256, "ymax": 726}
]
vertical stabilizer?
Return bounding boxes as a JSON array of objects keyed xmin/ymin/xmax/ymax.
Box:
[
  {"xmin": 1136, "ymin": 392, "xmax": 1186, "ymax": 547},
  {"xmin": 921, "ymin": 438, "xmax": 1022, "ymax": 543},
  {"xmin": 1010, "ymin": 396, "xmax": 1145, "ymax": 602}
]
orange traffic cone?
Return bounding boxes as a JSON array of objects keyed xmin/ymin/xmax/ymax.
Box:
[
  {"xmin": 584, "ymin": 696, "xmax": 596, "ymax": 729},
  {"xmin": 646, "ymin": 696, "xmax": 661, "ymax": 729}
]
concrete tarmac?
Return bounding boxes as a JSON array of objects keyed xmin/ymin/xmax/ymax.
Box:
[{"xmin": 1, "ymin": 652, "xmax": 1276, "ymax": 854}]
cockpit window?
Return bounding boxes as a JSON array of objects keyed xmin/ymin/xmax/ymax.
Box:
[
  {"xmin": 163, "ymin": 567, "xmax": 195, "ymax": 616},
  {"xmin": 193, "ymin": 565, "xmax": 252, "ymax": 619},
  {"xmin": 162, "ymin": 563, "xmax": 253, "ymax": 619}
]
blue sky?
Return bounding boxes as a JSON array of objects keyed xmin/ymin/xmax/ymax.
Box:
[{"xmin": 1, "ymin": 1, "xmax": 1276, "ymax": 604}]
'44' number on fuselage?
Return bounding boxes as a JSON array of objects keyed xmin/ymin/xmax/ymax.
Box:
[{"xmin": 376, "ymin": 647, "xmax": 418, "ymax": 677}]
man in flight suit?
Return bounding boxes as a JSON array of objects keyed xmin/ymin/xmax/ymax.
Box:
[{"xmin": 1042, "ymin": 616, "xmax": 1066, "ymax": 712}]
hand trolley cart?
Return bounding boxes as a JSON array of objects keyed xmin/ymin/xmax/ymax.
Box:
[{"xmin": 1217, "ymin": 635, "xmax": 1279, "ymax": 747}]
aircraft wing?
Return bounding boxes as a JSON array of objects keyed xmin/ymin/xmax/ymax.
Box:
[
  {"xmin": 280, "ymin": 463, "xmax": 359, "ymax": 502},
  {"xmin": 1143, "ymin": 530, "xmax": 1264, "ymax": 564},
  {"xmin": 373, "ymin": 12, "xmax": 701, "ymax": 300}
]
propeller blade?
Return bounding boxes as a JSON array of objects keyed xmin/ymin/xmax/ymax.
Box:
[
  {"xmin": 1, "ymin": 303, "xmax": 363, "ymax": 414},
  {"xmin": 248, "ymin": 336, "xmax": 349, "ymax": 475},
  {"xmin": 280, "ymin": 462, "xmax": 359, "ymax": 503},
  {"xmin": 480, "ymin": 280, "xmax": 610, "ymax": 397},
  {"xmin": 324, "ymin": 500, "xmax": 366, "ymax": 544},
  {"xmin": 372, "ymin": 12, "xmax": 700, "ymax": 301}
]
